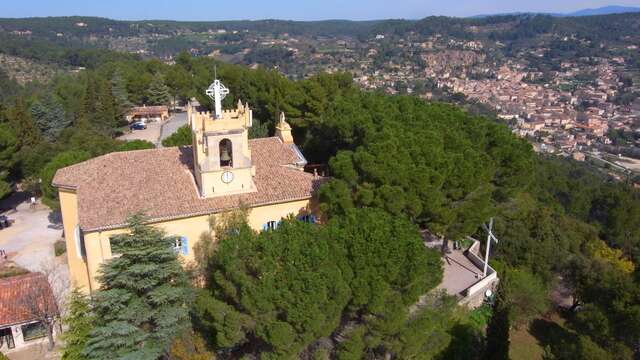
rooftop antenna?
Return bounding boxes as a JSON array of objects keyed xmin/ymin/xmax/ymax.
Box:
[
  {"xmin": 481, "ymin": 217, "xmax": 499, "ymax": 277},
  {"xmin": 205, "ymin": 65, "xmax": 229, "ymax": 119}
]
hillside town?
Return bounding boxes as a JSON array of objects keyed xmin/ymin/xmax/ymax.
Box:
[{"xmin": 5, "ymin": 17, "xmax": 638, "ymax": 171}]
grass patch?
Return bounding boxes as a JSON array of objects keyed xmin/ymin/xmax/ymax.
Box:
[
  {"xmin": 510, "ymin": 313, "xmax": 569, "ymax": 360},
  {"xmin": 509, "ymin": 325, "xmax": 545, "ymax": 360},
  {"xmin": 0, "ymin": 265, "xmax": 29, "ymax": 279}
]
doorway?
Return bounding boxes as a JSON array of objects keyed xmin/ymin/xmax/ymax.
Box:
[{"xmin": 0, "ymin": 327, "xmax": 15, "ymax": 350}]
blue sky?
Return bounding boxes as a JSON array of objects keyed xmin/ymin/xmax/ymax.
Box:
[{"xmin": 2, "ymin": 0, "xmax": 640, "ymax": 20}]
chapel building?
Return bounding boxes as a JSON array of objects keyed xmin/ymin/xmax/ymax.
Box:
[{"xmin": 53, "ymin": 79, "xmax": 322, "ymax": 292}]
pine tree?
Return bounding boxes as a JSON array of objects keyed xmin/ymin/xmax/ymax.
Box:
[
  {"xmin": 30, "ymin": 95, "xmax": 70, "ymax": 141},
  {"xmin": 146, "ymin": 72, "xmax": 171, "ymax": 106},
  {"xmin": 61, "ymin": 288, "xmax": 94, "ymax": 360},
  {"xmin": 83, "ymin": 215, "xmax": 192, "ymax": 360}
]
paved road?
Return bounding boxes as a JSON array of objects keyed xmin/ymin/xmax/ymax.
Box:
[
  {"xmin": 159, "ymin": 112, "xmax": 188, "ymax": 146},
  {"xmin": 117, "ymin": 112, "xmax": 188, "ymax": 147}
]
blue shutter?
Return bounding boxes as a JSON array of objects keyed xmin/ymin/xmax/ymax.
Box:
[
  {"xmin": 262, "ymin": 223, "xmax": 269, "ymax": 231},
  {"xmin": 309, "ymin": 214, "xmax": 317, "ymax": 224},
  {"xmin": 181, "ymin": 236, "xmax": 189, "ymax": 255}
]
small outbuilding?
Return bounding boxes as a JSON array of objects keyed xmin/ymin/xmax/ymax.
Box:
[
  {"xmin": 0, "ymin": 273, "xmax": 59, "ymax": 352},
  {"xmin": 125, "ymin": 105, "xmax": 169, "ymax": 123}
]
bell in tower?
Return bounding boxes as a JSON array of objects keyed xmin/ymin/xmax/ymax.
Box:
[{"xmin": 219, "ymin": 138, "xmax": 233, "ymax": 167}]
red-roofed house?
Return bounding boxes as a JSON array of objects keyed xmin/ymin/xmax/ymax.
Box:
[
  {"xmin": 125, "ymin": 105, "xmax": 169, "ymax": 123},
  {"xmin": 0, "ymin": 273, "xmax": 59, "ymax": 352}
]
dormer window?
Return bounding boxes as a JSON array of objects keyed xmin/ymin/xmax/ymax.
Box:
[{"xmin": 219, "ymin": 139, "xmax": 233, "ymax": 167}]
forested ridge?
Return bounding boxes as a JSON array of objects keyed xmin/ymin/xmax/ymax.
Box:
[
  {"xmin": 2, "ymin": 13, "xmax": 639, "ymax": 43},
  {"xmin": 0, "ymin": 50, "xmax": 638, "ymax": 359}
]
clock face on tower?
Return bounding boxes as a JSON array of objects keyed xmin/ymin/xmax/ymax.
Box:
[{"xmin": 221, "ymin": 171, "xmax": 234, "ymax": 184}]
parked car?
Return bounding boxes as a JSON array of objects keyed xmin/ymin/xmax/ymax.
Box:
[
  {"xmin": 129, "ymin": 121, "xmax": 147, "ymax": 130},
  {"xmin": 0, "ymin": 215, "xmax": 10, "ymax": 229}
]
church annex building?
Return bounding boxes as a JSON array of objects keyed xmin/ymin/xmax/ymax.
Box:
[{"xmin": 53, "ymin": 79, "xmax": 323, "ymax": 292}]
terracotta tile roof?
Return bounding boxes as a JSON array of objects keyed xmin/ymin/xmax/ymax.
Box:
[
  {"xmin": 127, "ymin": 106, "xmax": 169, "ymax": 116},
  {"xmin": 0, "ymin": 273, "xmax": 58, "ymax": 327},
  {"xmin": 53, "ymin": 137, "xmax": 324, "ymax": 232}
]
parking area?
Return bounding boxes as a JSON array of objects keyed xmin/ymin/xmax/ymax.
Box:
[
  {"xmin": 117, "ymin": 119, "xmax": 162, "ymax": 143},
  {"xmin": 0, "ymin": 195, "xmax": 65, "ymax": 274},
  {"xmin": 117, "ymin": 112, "xmax": 187, "ymax": 146}
]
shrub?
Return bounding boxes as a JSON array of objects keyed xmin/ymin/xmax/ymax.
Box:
[
  {"xmin": 162, "ymin": 125, "xmax": 191, "ymax": 147},
  {"xmin": 0, "ymin": 266, "xmax": 29, "ymax": 279},
  {"xmin": 54, "ymin": 240, "xmax": 66, "ymax": 256}
]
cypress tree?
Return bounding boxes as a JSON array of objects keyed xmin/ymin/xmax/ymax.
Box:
[
  {"xmin": 81, "ymin": 75, "xmax": 98, "ymax": 120},
  {"xmin": 83, "ymin": 215, "xmax": 192, "ymax": 360},
  {"xmin": 9, "ymin": 96, "xmax": 40, "ymax": 148},
  {"xmin": 146, "ymin": 73, "xmax": 171, "ymax": 106},
  {"xmin": 111, "ymin": 69, "xmax": 132, "ymax": 117},
  {"xmin": 484, "ymin": 284, "xmax": 511, "ymax": 360},
  {"xmin": 94, "ymin": 82, "xmax": 119, "ymax": 135}
]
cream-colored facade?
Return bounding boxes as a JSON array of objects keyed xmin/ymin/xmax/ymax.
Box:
[
  {"xmin": 57, "ymin": 84, "xmax": 317, "ymax": 293},
  {"xmin": 61, "ymin": 195, "xmax": 313, "ymax": 293}
]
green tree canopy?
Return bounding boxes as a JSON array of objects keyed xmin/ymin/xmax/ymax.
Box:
[
  {"xmin": 195, "ymin": 208, "xmax": 443, "ymax": 358},
  {"xmin": 40, "ymin": 150, "xmax": 91, "ymax": 208},
  {"xmin": 0, "ymin": 123, "xmax": 17, "ymax": 198}
]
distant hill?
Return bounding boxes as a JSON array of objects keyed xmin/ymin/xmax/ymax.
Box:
[
  {"xmin": 566, "ymin": 5, "xmax": 640, "ymax": 16},
  {"xmin": 473, "ymin": 5, "xmax": 640, "ymax": 18}
]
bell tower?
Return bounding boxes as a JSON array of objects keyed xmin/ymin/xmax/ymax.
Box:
[{"xmin": 188, "ymin": 78, "xmax": 256, "ymax": 198}]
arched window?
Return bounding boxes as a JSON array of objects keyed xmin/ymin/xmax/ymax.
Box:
[
  {"xmin": 219, "ymin": 139, "xmax": 233, "ymax": 167},
  {"xmin": 74, "ymin": 225, "xmax": 86, "ymax": 258}
]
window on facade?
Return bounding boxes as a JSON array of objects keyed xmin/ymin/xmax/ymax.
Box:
[
  {"xmin": 219, "ymin": 139, "xmax": 233, "ymax": 167},
  {"xmin": 174, "ymin": 236, "xmax": 189, "ymax": 256},
  {"xmin": 74, "ymin": 225, "xmax": 86, "ymax": 258},
  {"xmin": 21, "ymin": 322, "xmax": 45, "ymax": 341},
  {"xmin": 262, "ymin": 221, "xmax": 279, "ymax": 231},
  {"xmin": 297, "ymin": 214, "xmax": 317, "ymax": 224}
]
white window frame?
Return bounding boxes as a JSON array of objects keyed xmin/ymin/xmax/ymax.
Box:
[{"xmin": 174, "ymin": 238, "xmax": 183, "ymax": 253}]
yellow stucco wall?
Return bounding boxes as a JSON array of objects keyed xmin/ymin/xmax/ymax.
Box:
[
  {"xmin": 58, "ymin": 189, "xmax": 92, "ymax": 292},
  {"xmin": 70, "ymin": 198, "xmax": 313, "ymax": 292}
]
